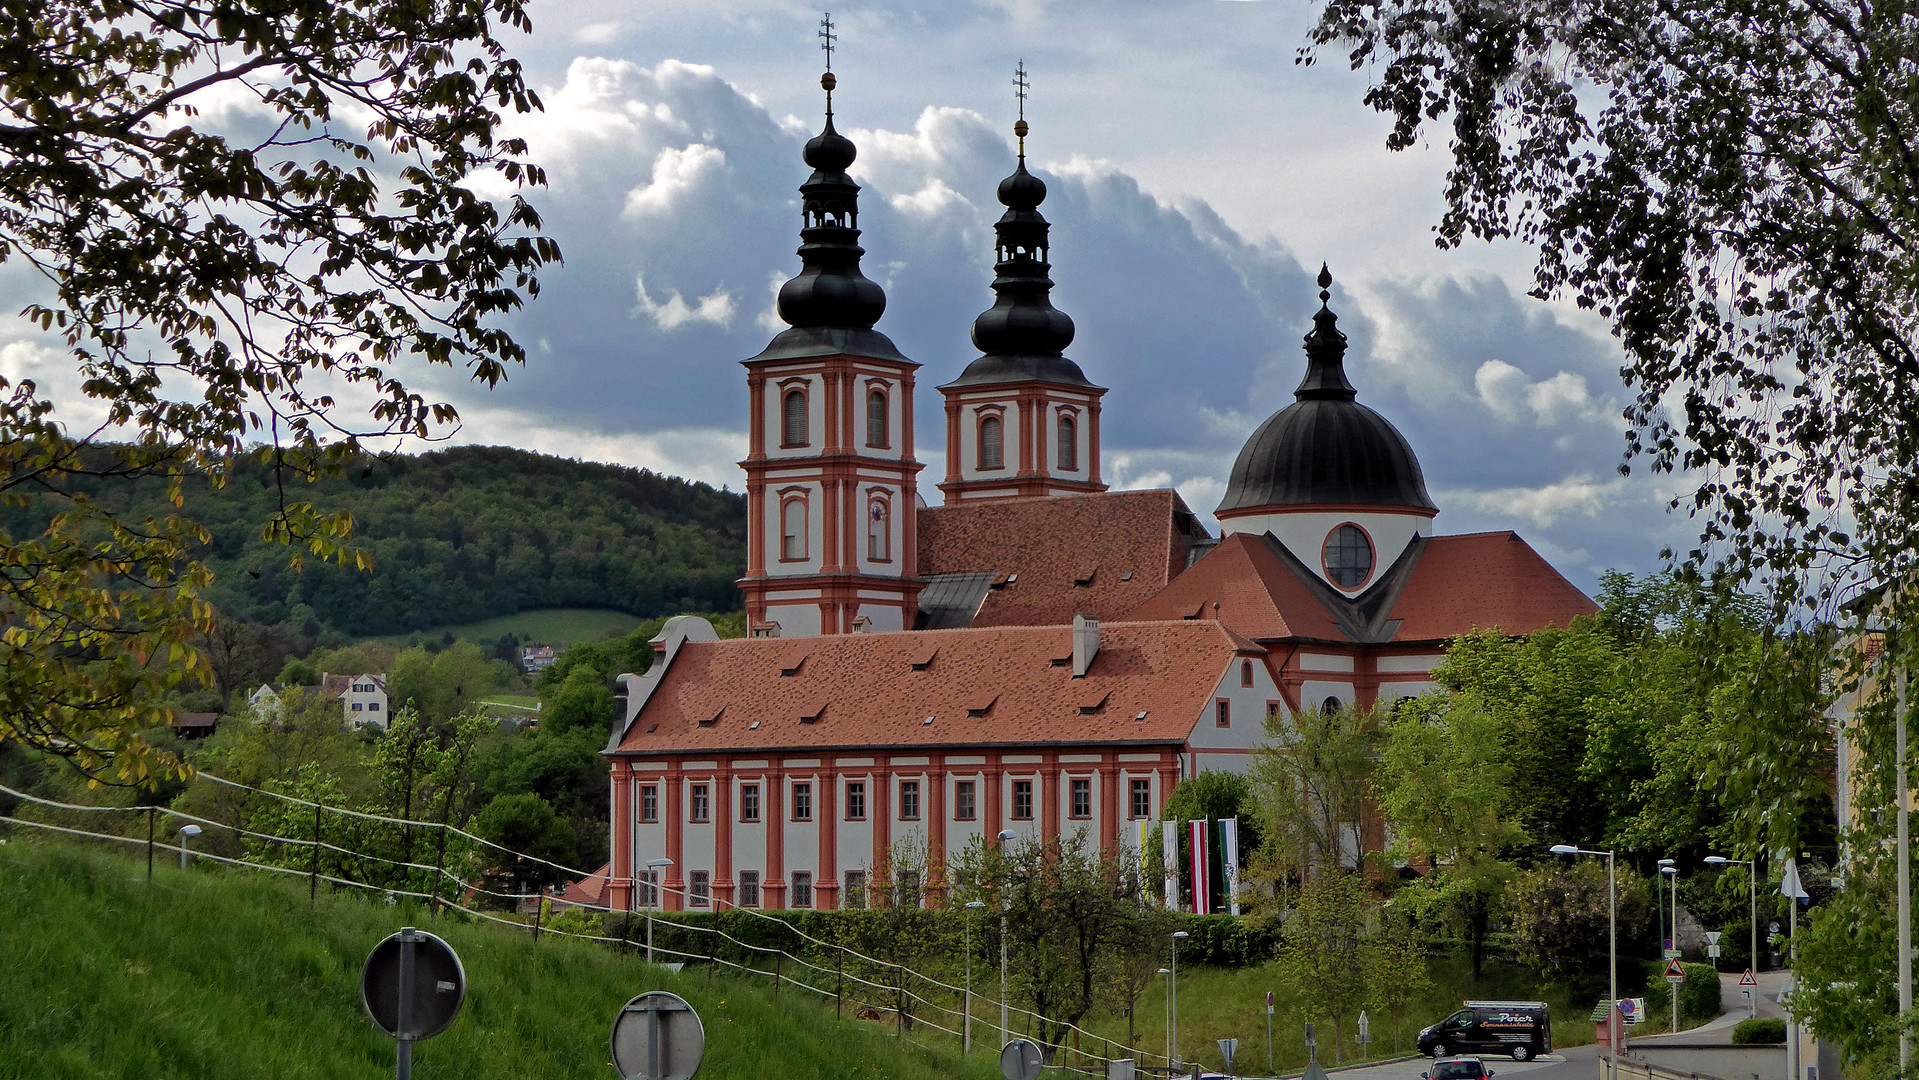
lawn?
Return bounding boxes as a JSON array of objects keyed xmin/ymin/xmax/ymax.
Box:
[{"xmin": 367, "ymin": 608, "xmax": 651, "ymax": 649}]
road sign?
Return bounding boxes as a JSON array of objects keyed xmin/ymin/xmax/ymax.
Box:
[
  {"xmin": 361, "ymin": 927, "xmax": 466, "ymax": 1080},
  {"xmin": 1107, "ymin": 1060, "xmax": 1136, "ymax": 1080},
  {"xmin": 1219, "ymin": 1038, "xmax": 1239, "ymax": 1074},
  {"xmin": 1663, "ymin": 948, "xmax": 1683, "ymax": 959},
  {"xmin": 1001, "ymin": 1038, "xmax": 1043, "ymax": 1080},
  {"xmin": 1663, "ymin": 958, "xmax": 1686, "ymax": 983},
  {"xmin": 1740, "ymin": 969, "xmax": 1758, "ymax": 987},
  {"xmin": 1707, "ymin": 945, "xmax": 1721, "ymax": 958},
  {"xmin": 1705, "ymin": 931, "xmax": 1723, "ymax": 945},
  {"xmin": 1267, "ymin": 990, "xmax": 1275, "ymax": 1015},
  {"xmin": 611, "ymin": 992, "xmax": 706, "ymax": 1080},
  {"xmin": 1357, "ymin": 1010, "xmax": 1372, "ymax": 1045}
]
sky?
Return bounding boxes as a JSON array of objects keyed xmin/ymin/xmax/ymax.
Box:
[{"xmin": 0, "ymin": 0, "xmax": 1713, "ymax": 596}]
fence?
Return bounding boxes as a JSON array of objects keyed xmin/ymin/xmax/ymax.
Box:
[{"xmin": 0, "ymin": 773, "xmax": 1177, "ymax": 1076}]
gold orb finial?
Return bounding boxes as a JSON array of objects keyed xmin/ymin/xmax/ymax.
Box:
[
  {"xmin": 1013, "ymin": 119, "xmax": 1028, "ymax": 139},
  {"xmin": 821, "ymin": 71, "xmax": 837, "ymax": 92}
]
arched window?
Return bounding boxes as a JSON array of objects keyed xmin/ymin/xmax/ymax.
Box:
[
  {"xmin": 866, "ymin": 389, "xmax": 888, "ymax": 448},
  {"xmin": 1321, "ymin": 696, "xmax": 1343, "ymax": 715},
  {"xmin": 1057, "ymin": 414, "xmax": 1078, "ymax": 471},
  {"xmin": 1322, "ymin": 523, "xmax": 1374, "ymax": 589},
  {"xmin": 781, "ymin": 389, "xmax": 808, "ymax": 447},
  {"xmin": 781, "ymin": 496, "xmax": 808, "ymax": 561},
  {"xmin": 867, "ymin": 497, "xmax": 890, "ymax": 561},
  {"xmin": 978, "ymin": 414, "xmax": 1004, "ymax": 470}
]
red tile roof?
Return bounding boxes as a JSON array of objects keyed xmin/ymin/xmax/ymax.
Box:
[
  {"xmin": 1123, "ymin": 532, "xmax": 1347, "ymax": 640},
  {"xmin": 1387, "ymin": 531, "xmax": 1597, "ymax": 641},
  {"xmin": 609, "ymin": 620, "xmax": 1262, "ymax": 757},
  {"xmin": 1124, "ymin": 529, "xmax": 1595, "ymax": 645},
  {"xmin": 561, "ymin": 863, "xmax": 613, "ymax": 908},
  {"xmin": 916, "ymin": 489, "xmax": 1205, "ymax": 627}
]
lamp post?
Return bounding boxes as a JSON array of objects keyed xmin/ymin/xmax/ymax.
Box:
[
  {"xmin": 1158, "ymin": 967, "xmax": 1172, "ymax": 1071},
  {"xmin": 1172, "ymin": 929, "xmax": 1190, "ymax": 1070},
  {"xmin": 1660, "ymin": 864, "xmax": 1679, "ymax": 1031},
  {"xmin": 965, "ymin": 899, "xmax": 986, "ymax": 1052},
  {"xmin": 1656, "ymin": 858, "xmax": 1675, "ymax": 956},
  {"xmin": 644, "ymin": 857, "xmax": 673, "ymax": 965},
  {"xmin": 177, "ymin": 823, "xmax": 202, "ymax": 870},
  {"xmin": 1704, "ymin": 855, "xmax": 1758, "ymax": 1018},
  {"xmin": 998, "ymin": 828, "xmax": 1018, "ymax": 1047},
  {"xmin": 1551, "ymin": 844, "xmax": 1616, "ymax": 1056}
]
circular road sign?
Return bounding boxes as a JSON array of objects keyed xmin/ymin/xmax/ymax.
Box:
[
  {"xmin": 361, "ymin": 927, "xmax": 466, "ymax": 1041},
  {"xmin": 1000, "ymin": 1038, "xmax": 1043, "ymax": 1080},
  {"xmin": 611, "ymin": 991, "xmax": 706, "ymax": 1080}
]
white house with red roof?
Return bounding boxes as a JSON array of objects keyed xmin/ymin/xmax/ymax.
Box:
[{"xmin": 599, "ymin": 77, "xmax": 1596, "ymax": 913}]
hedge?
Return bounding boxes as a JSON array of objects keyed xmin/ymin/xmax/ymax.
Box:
[{"xmin": 1732, "ymin": 1018, "xmax": 1787, "ymax": 1044}]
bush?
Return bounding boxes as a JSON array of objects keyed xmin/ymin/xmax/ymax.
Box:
[
  {"xmin": 1679, "ymin": 962, "xmax": 1721, "ymax": 1022},
  {"xmin": 1732, "ymin": 1018, "xmax": 1787, "ymax": 1044}
]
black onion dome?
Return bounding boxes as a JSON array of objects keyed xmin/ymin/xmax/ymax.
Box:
[
  {"xmin": 942, "ymin": 153, "xmax": 1097, "ymax": 390},
  {"xmin": 749, "ymin": 105, "xmax": 910, "ymax": 365},
  {"xmin": 1215, "ymin": 266, "xmax": 1436, "ymax": 515}
]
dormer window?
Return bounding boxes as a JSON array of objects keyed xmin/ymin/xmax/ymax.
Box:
[
  {"xmin": 782, "ymin": 388, "xmax": 808, "ymax": 447},
  {"xmin": 978, "ymin": 414, "xmax": 1004, "ymax": 470},
  {"xmin": 1322, "ymin": 524, "xmax": 1374, "ymax": 590}
]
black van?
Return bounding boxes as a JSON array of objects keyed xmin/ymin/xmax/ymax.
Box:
[{"xmin": 1416, "ymin": 1001, "xmax": 1552, "ymax": 1061}]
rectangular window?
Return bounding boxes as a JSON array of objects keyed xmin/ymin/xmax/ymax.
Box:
[
  {"xmin": 1070, "ymin": 777, "xmax": 1092, "ymax": 819},
  {"xmin": 1012, "ymin": 779, "xmax": 1034, "ymax": 820},
  {"xmin": 738, "ymin": 871, "xmax": 761, "ymax": 908},
  {"xmin": 792, "ymin": 782, "xmax": 812, "ymax": 821},
  {"xmin": 690, "ymin": 783, "xmax": 710, "ymax": 822},
  {"xmin": 955, "ymin": 780, "xmax": 977, "ymax": 821},
  {"xmin": 640, "ymin": 784, "xmax": 660, "ymax": 823},
  {"xmin": 690, "ymin": 871, "xmax": 710, "ymax": 907},
  {"xmin": 791, "ymin": 871, "xmax": 813, "ymax": 908},
  {"xmin": 899, "ymin": 780, "xmax": 920, "ymax": 821},
  {"xmin": 843, "ymin": 870, "xmax": 867, "ymax": 909},
  {"xmin": 1130, "ymin": 777, "xmax": 1152, "ymax": 820},
  {"xmin": 1216, "ymin": 699, "xmax": 1231, "ymax": 728},
  {"xmin": 639, "ymin": 870, "xmax": 660, "ymax": 908},
  {"xmin": 740, "ymin": 783, "xmax": 761, "ymax": 822},
  {"xmin": 846, "ymin": 781, "xmax": 866, "ymax": 821},
  {"xmin": 1267, "ymin": 700, "xmax": 1284, "ymax": 721}
]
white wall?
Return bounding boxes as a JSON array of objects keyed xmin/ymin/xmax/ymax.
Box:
[
  {"xmin": 956, "ymin": 402, "xmax": 1021, "ymax": 483},
  {"xmin": 765, "ymin": 373, "xmax": 824, "ymax": 460},
  {"xmin": 1219, "ymin": 509, "xmax": 1432, "ymax": 593}
]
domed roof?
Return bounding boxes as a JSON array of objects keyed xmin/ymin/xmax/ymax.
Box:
[{"xmin": 1216, "ymin": 267, "xmax": 1436, "ymax": 516}]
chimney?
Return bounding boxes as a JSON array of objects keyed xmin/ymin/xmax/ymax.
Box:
[{"xmin": 1071, "ymin": 614, "xmax": 1100, "ymax": 678}]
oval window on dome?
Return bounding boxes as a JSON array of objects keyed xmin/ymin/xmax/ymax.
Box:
[{"xmin": 1322, "ymin": 524, "xmax": 1374, "ymax": 590}]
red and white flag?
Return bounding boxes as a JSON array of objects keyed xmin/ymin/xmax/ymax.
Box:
[{"xmin": 1188, "ymin": 819, "xmax": 1211, "ymax": 915}]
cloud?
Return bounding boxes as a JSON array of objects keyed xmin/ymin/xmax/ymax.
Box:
[
  {"xmin": 1474, "ymin": 360, "xmax": 1608, "ymax": 430},
  {"xmin": 623, "ymin": 143, "xmax": 730, "ymax": 218},
  {"xmin": 633, "ymin": 275, "xmax": 736, "ymax": 330}
]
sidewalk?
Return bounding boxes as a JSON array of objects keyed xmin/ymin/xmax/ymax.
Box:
[{"xmin": 1629, "ymin": 970, "xmax": 1784, "ymax": 1047}]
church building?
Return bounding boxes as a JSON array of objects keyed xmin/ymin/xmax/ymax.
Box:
[{"xmin": 601, "ymin": 66, "xmax": 1596, "ymax": 913}]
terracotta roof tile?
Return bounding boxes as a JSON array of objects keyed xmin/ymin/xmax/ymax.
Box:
[
  {"xmin": 1125, "ymin": 532, "xmax": 1348, "ymax": 641},
  {"xmin": 609, "ymin": 621, "xmax": 1259, "ymax": 756},
  {"xmin": 916, "ymin": 490, "xmax": 1205, "ymax": 627},
  {"xmin": 1387, "ymin": 531, "xmax": 1597, "ymax": 640}
]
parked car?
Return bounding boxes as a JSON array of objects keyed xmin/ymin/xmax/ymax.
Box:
[
  {"xmin": 1424, "ymin": 1057, "xmax": 1496, "ymax": 1080},
  {"xmin": 1416, "ymin": 1000, "xmax": 1552, "ymax": 1061}
]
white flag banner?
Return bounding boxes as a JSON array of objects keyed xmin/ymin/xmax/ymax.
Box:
[
  {"xmin": 1779, "ymin": 858, "xmax": 1810, "ymax": 900},
  {"xmin": 1220, "ymin": 817, "xmax": 1242, "ymax": 917},
  {"xmin": 1162, "ymin": 823, "xmax": 1179, "ymax": 910}
]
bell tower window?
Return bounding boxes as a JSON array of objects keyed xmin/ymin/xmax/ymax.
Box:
[
  {"xmin": 1322, "ymin": 524, "xmax": 1374, "ymax": 590},
  {"xmin": 978, "ymin": 414, "xmax": 1004, "ymax": 470},
  {"xmin": 867, "ymin": 388, "xmax": 888, "ymax": 448},
  {"xmin": 867, "ymin": 496, "xmax": 891, "ymax": 562},
  {"xmin": 781, "ymin": 495, "xmax": 809, "ymax": 562},
  {"xmin": 782, "ymin": 388, "xmax": 808, "ymax": 447},
  {"xmin": 1057, "ymin": 413, "xmax": 1078, "ymax": 471}
]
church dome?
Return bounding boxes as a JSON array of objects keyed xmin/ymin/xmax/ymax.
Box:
[{"xmin": 1215, "ymin": 266, "xmax": 1436, "ymax": 516}]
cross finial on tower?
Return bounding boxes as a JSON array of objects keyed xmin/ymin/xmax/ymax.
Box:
[
  {"xmin": 1013, "ymin": 61, "xmax": 1030, "ymax": 158},
  {"xmin": 818, "ymin": 13, "xmax": 838, "ymax": 114}
]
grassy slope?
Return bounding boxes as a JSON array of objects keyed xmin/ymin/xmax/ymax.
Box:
[
  {"xmin": 0, "ymin": 841, "xmax": 1002, "ymax": 1080},
  {"xmin": 368, "ymin": 608, "xmax": 650, "ymax": 648}
]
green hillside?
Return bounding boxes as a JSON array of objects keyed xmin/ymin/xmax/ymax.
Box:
[
  {"xmin": 0, "ymin": 445, "xmax": 746, "ymax": 638},
  {"xmin": 0, "ymin": 840, "xmax": 1001, "ymax": 1080}
]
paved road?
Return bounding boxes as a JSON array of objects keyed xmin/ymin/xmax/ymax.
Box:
[{"xmin": 1306, "ymin": 1045, "xmax": 1598, "ymax": 1080}]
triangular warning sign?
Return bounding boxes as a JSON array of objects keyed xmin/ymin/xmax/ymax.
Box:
[
  {"xmin": 1663, "ymin": 959, "xmax": 1686, "ymax": 980},
  {"xmin": 1740, "ymin": 969, "xmax": 1758, "ymax": 986}
]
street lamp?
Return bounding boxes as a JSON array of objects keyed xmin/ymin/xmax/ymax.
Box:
[
  {"xmin": 177, "ymin": 823, "xmax": 202, "ymax": 870},
  {"xmin": 1158, "ymin": 967, "xmax": 1172, "ymax": 1070},
  {"xmin": 1704, "ymin": 855, "xmax": 1759, "ymax": 1019},
  {"xmin": 1172, "ymin": 929, "xmax": 1190, "ymax": 1070},
  {"xmin": 1551, "ymin": 844, "xmax": 1617, "ymax": 1056},
  {"xmin": 644, "ymin": 857, "xmax": 673, "ymax": 965},
  {"xmin": 1656, "ymin": 858, "xmax": 1675, "ymax": 956},
  {"xmin": 998, "ymin": 828, "xmax": 1018, "ymax": 1047},
  {"xmin": 965, "ymin": 899, "xmax": 986, "ymax": 1052},
  {"xmin": 1660, "ymin": 863, "xmax": 1679, "ymax": 1031}
]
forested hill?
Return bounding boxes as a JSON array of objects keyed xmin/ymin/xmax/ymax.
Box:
[{"xmin": 17, "ymin": 445, "xmax": 746, "ymax": 637}]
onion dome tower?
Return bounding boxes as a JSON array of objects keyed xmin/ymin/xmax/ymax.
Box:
[
  {"xmin": 938, "ymin": 64, "xmax": 1107, "ymax": 503},
  {"xmin": 738, "ymin": 23, "xmax": 924, "ymax": 640},
  {"xmin": 1215, "ymin": 266, "xmax": 1437, "ymax": 594}
]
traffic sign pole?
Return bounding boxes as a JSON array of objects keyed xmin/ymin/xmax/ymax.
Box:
[
  {"xmin": 1266, "ymin": 992, "xmax": 1274, "ymax": 1075},
  {"xmin": 397, "ymin": 929, "xmax": 415, "ymax": 1080}
]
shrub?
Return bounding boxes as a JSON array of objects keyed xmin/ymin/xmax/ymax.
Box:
[
  {"xmin": 1732, "ymin": 1018, "xmax": 1787, "ymax": 1044},
  {"xmin": 1679, "ymin": 962, "xmax": 1721, "ymax": 1023}
]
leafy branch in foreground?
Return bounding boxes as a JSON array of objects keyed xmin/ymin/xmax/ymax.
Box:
[{"xmin": 0, "ymin": 0, "xmax": 555, "ymax": 782}]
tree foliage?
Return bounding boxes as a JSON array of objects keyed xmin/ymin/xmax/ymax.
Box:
[
  {"xmin": 1305, "ymin": 0, "xmax": 1919, "ymax": 615},
  {"xmin": 1505, "ymin": 858, "xmax": 1651, "ymax": 991},
  {"xmin": 1249, "ymin": 703, "xmax": 1375, "ymax": 885},
  {"xmin": 1279, "ymin": 870, "xmax": 1373, "ymax": 1063},
  {"xmin": 0, "ymin": 0, "xmax": 555, "ymax": 783}
]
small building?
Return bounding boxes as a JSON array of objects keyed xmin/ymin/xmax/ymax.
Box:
[
  {"xmin": 170, "ymin": 712, "xmax": 218, "ymax": 739},
  {"xmin": 246, "ymin": 683, "xmax": 286, "ymax": 721},
  {"xmin": 324, "ymin": 672, "xmax": 391, "ymax": 729},
  {"xmin": 522, "ymin": 645, "xmax": 558, "ymax": 675}
]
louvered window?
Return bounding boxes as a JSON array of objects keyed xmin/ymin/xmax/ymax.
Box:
[
  {"xmin": 1057, "ymin": 414, "xmax": 1077, "ymax": 470},
  {"xmin": 782, "ymin": 388, "xmax": 808, "ymax": 446},
  {"xmin": 978, "ymin": 415, "xmax": 1004, "ymax": 469},
  {"xmin": 866, "ymin": 389, "xmax": 888, "ymax": 447}
]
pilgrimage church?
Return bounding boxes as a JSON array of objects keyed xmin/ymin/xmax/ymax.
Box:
[{"xmin": 598, "ymin": 63, "xmax": 1596, "ymax": 914}]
